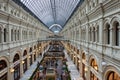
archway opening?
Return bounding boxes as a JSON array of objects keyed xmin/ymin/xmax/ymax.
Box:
[
  {"xmin": 82, "ymin": 53, "xmax": 86, "ymax": 80},
  {"xmin": 0, "ymin": 60, "xmax": 7, "ymax": 80},
  {"xmin": 90, "ymin": 58, "xmax": 98, "ymax": 80},
  {"xmin": 107, "ymin": 71, "xmax": 120, "ymax": 80},
  {"xmin": 113, "ymin": 21, "xmax": 119, "ymax": 46},
  {"xmin": 23, "ymin": 50, "xmax": 27, "ymax": 73},
  {"xmin": 13, "ymin": 54, "xmax": 20, "ymax": 80}
]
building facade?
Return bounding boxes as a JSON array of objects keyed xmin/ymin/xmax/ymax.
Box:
[
  {"xmin": 0, "ymin": 0, "xmax": 51, "ymax": 80},
  {"xmin": 61, "ymin": 0, "xmax": 120, "ymax": 80},
  {"xmin": 0, "ymin": 0, "xmax": 120, "ymax": 80}
]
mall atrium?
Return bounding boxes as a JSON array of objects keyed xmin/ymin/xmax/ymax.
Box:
[{"xmin": 0, "ymin": 0, "xmax": 120, "ymax": 80}]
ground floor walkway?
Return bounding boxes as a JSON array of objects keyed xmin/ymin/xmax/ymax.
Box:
[
  {"xmin": 64, "ymin": 50, "xmax": 83, "ymax": 80},
  {"xmin": 20, "ymin": 56, "xmax": 43, "ymax": 80},
  {"xmin": 20, "ymin": 50, "xmax": 83, "ymax": 80}
]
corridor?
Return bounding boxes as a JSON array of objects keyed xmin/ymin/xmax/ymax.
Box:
[{"xmin": 0, "ymin": 0, "xmax": 120, "ymax": 80}]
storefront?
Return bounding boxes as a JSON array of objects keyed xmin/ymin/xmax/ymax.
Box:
[
  {"xmin": 34, "ymin": 53, "xmax": 36, "ymax": 61},
  {"xmin": 23, "ymin": 58, "xmax": 27, "ymax": 73},
  {"xmin": 107, "ymin": 71, "xmax": 120, "ymax": 80},
  {"xmin": 0, "ymin": 60, "xmax": 7, "ymax": 80},
  {"xmin": 77, "ymin": 57, "xmax": 80, "ymax": 70},
  {"xmin": 82, "ymin": 53, "xmax": 86, "ymax": 80},
  {"xmin": 14, "ymin": 64, "xmax": 20, "ymax": 80},
  {"xmin": 29, "ymin": 48, "xmax": 33, "ymax": 66},
  {"xmin": 23, "ymin": 50, "xmax": 27, "ymax": 73},
  {"xmin": 90, "ymin": 58, "xmax": 98, "ymax": 80},
  {"xmin": 29, "ymin": 55, "xmax": 32, "ymax": 66},
  {"xmin": 13, "ymin": 54, "xmax": 20, "ymax": 80}
]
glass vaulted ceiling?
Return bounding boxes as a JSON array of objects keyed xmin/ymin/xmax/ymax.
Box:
[{"xmin": 19, "ymin": 0, "xmax": 83, "ymax": 32}]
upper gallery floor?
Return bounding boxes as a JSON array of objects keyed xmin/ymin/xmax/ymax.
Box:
[
  {"xmin": 0, "ymin": 0, "xmax": 53, "ymax": 51},
  {"xmin": 60, "ymin": 0, "xmax": 120, "ymax": 61}
]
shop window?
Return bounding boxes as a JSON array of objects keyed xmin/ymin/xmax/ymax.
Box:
[
  {"xmin": 23, "ymin": 50, "xmax": 27, "ymax": 56},
  {"xmin": 13, "ymin": 54, "xmax": 20, "ymax": 62},
  {"xmin": 90, "ymin": 59, "xmax": 99, "ymax": 80},
  {"xmin": 107, "ymin": 71, "xmax": 120, "ymax": 80},
  {"xmin": 0, "ymin": 60, "xmax": 7, "ymax": 71},
  {"xmin": 90, "ymin": 59, "xmax": 98, "ymax": 71},
  {"xmin": 82, "ymin": 53, "xmax": 86, "ymax": 80},
  {"xmin": 13, "ymin": 54, "xmax": 20, "ymax": 80},
  {"xmin": 29, "ymin": 47, "xmax": 32, "ymax": 53}
]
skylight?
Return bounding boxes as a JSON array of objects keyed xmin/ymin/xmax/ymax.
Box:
[{"xmin": 14, "ymin": 0, "xmax": 83, "ymax": 32}]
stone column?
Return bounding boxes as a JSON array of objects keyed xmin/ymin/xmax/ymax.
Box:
[
  {"xmin": 85, "ymin": 65, "xmax": 90, "ymax": 80},
  {"xmin": 20, "ymin": 28, "xmax": 22, "ymax": 41},
  {"xmin": 9, "ymin": 60, "xmax": 14, "ymax": 80},
  {"xmin": 99, "ymin": 19, "xmax": 104, "ymax": 44},
  {"xmin": 1, "ymin": 29, "xmax": 4, "ymax": 43},
  {"xmin": 110, "ymin": 27, "xmax": 113, "ymax": 46},
  {"xmin": 20, "ymin": 60, "xmax": 24, "ymax": 77},
  {"xmin": 9, "ymin": 67, "xmax": 14, "ymax": 80},
  {"xmin": 27, "ymin": 54, "xmax": 30, "ymax": 69},
  {"xmin": 8, "ymin": 25, "xmax": 11, "ymax": 42},
  {"xmin": 32, "ymin": 53, "xmax": 34, "ymax": 63},
  {"xmin": 95, "ymin": 28, "xmax": 97, "ymax": 42},
  {"xmin": 79, "ymin": 59, "xmax": 83, "ymax": 77}
]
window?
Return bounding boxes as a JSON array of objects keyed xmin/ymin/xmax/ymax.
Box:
[
  {"xmin": 91, "ymin": 59, "xmax": 98, "ymax": 71},
  {"xmin": 76, "ymin": 30, "xmax": 79, "ymax": 40},
  {"xmin": 11, "ymin": 29, "xmax": 13, "ymax": 41},
  {"xmin": 13, "ymin": 54, "xmax": 20, "ymax": 62},
  {"xmin": 29, "ymin": 47, "xmax": 32, "ymax": 53},
  {"xmin": 97, "ymin": 26, "xmax": 99, "ymax": 42},
  {"xmin": 93, "ymin": 27, "xmax": 96, "ymax": 42},
  {"xmin": 107, "ymin": 71, "xmax": 120, "ymax": 80},
  {"xmin": 106, "ymin": 24, "xmax": 110, "ymax": 44},
  {"xmin": 89, "ymin": 27, "xmax": 92, "ymax": 41},
  {"xmin": 82, "ymin": 53, "xmax": 86, "ymax": 80},
  {"xmin": 18, "ymin": 30, "xmax": 19, "ymax": 40},
  {"xmin": 83, "ymin": 29, "xmax": 86, "ymax": 40},
  {"xmin": 23, "ymin": 50, "xmax": 27, "ymax": 56},
  {"xmin": 90, "ymin": 59, "xmax": 99, "ymax": 80},
  {"xmin": 90, "ymin": 72, "xmax": 98, "ymax": 80},
  {"xmin": 22, "ymin": 31, "xmax": 24, "ymax": 40},
  {"xmin": 114, "ymin": 22, "xmax": 119, "ymax": 46},
  {"xmin": 4, "ymin": 28, "xmax": 6, "ymax": 42},
  {"xmin": 0, "ymin": 60, "xmax": 7, "ymax": 71},
  {"xmin": 0, "ymin": 27, "xmax": 2, "ymax": 43},
  {"xmin": 15, "ymin": 30, "xmax": 16, "ymax": 41}
]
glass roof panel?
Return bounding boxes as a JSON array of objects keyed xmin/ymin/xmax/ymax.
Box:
[{"xmin": 18, "ymin": 0, "xmax": 83, "ymax": 32}]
